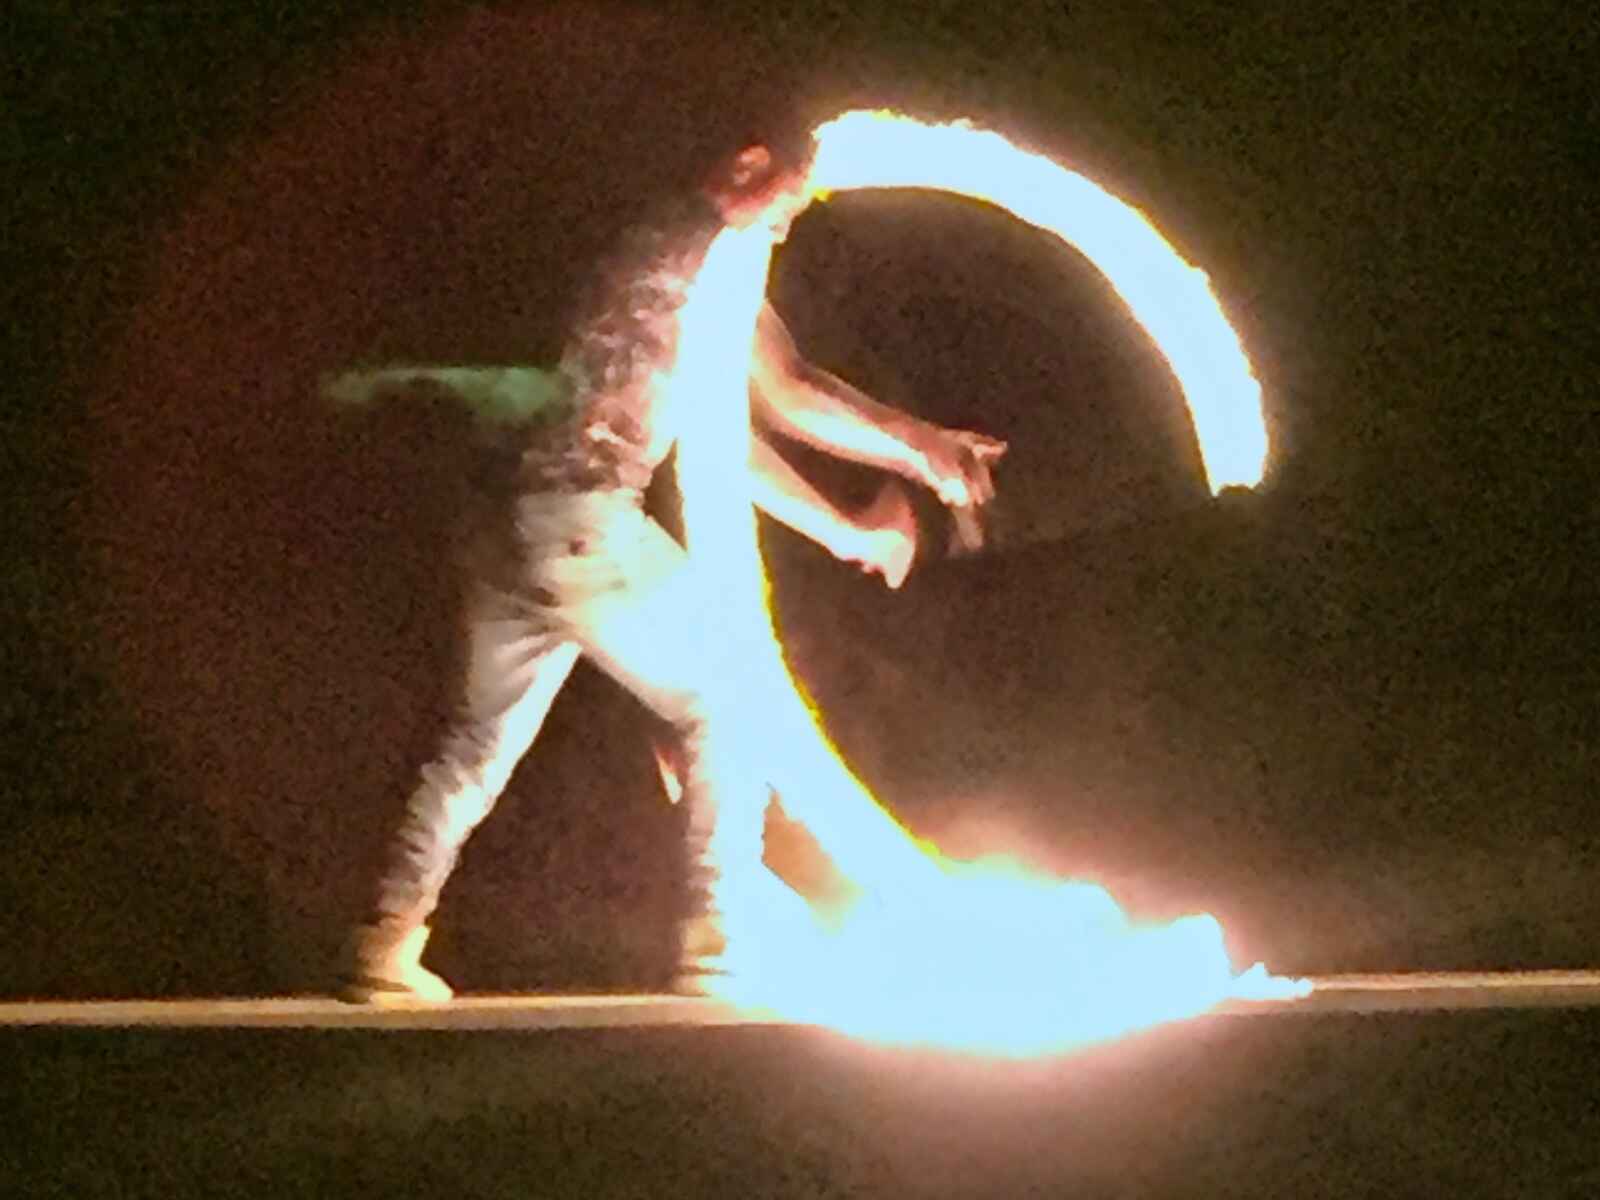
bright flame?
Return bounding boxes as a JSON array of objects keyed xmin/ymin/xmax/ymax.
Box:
[
  {"xmin": 672, "ymin": 221, "xmax": 948, "ymax": 892},
  {"xmin": 718, "ymin": 861, "xmax": 1296, "ymax": 1056},
  {"xmin": 670, "ymin": 111, "xmax": 1300, "ymax": 1056},
  {"xmin": 808, "ymin": 110, "xmax": 1269, "ymax": 494}
]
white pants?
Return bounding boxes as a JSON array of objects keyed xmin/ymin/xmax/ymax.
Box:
[{"xmin": 370, "ymin": 490, "xmax": 767, "ymax": 938}]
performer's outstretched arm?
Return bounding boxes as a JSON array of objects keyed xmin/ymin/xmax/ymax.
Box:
[
  {"xmin": 749, "ymin": 304, "xmax": 1007, "ymax": 510},
  {"xmin": 748, "ymin": 434, "xmax": 917, "ymax": 588}
]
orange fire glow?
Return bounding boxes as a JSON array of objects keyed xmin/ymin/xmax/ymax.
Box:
[{"xmin": 670, "ymin": 111, "xmax": 1302, "ymax": 1055}]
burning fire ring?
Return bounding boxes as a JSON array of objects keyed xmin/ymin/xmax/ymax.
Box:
[{"xmin": 661, "ymin": 111, "xmax": 1298, "ymax": 1056}]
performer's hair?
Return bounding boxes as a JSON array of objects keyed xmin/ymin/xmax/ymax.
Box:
[{"xmin": 700, "ymin": 124, "xmax": 816, "ymax": 200}]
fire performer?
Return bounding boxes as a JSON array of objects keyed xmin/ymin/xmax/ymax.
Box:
[{"xmin": 336, "ymin": 133, "xmax": 1007, "ymax": 1003}]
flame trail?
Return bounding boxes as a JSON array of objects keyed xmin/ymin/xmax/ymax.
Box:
[
  {"xmin": 671, "ymin": 111, "xmax": 1301, "ymax": 1055},
  {"xmin": 807, "ymin": 111, "xmax": 1270, "ymax": 495}
]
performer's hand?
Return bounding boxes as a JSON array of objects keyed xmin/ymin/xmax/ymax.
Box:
[
  {"xmin": 849, "ymin": 480, "xmax": 918, "ymax": 589},
  {"xmin": 917, "ymin": 428, "xmax": 1008, "ymax": 509}
]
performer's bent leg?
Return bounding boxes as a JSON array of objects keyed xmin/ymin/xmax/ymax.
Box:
[
  {"xmin": 568, "ymin": 515, "xmax": 774, "ymax": 985},
  {"xmin": 342, "ymin": 582, "xmax": 579, "ymax": 1002}
]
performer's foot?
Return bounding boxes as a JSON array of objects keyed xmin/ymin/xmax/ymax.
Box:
[
  {"xmin": 669, "ymin": 914, "xmax": 730, "ymax": 997},
  {"xmin": 336, "ymin": 923, "xmax": 455, "ymax": 1005},
  {"xmin": 671, "ymin": 872, "xmax": 821, "ymax": 997},
  {"xmin": 668, "ymin": 967, "xmax": 727, "ymax": 998}
]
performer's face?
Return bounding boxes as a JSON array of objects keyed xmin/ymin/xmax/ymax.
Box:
[{"xmin": 704, "ymin": 145, "xmax": 811, "ymax": 241}]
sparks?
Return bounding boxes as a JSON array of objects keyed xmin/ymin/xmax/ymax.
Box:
[{"xmin": 670, "ymin": 110, "xmax": 1299, "ymax": 1056}]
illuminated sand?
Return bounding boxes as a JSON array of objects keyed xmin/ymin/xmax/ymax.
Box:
[{"xmin": 5, "ymin": 973, "xmax": 1600, "ymax": 1030}]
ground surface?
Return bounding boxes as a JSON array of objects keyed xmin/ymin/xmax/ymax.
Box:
[{"xmin": 9, "ymin": 1002, "xmax": 1600, "ymax": 1199}]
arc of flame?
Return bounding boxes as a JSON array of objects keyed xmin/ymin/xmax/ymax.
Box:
[
  {"xmin": 670, "ymin": 111, "xmax": 1302, "ymax": 1056},
  {"xmin": 806, "ymin": 110, "xmax": 1269, "ymax": 495}
]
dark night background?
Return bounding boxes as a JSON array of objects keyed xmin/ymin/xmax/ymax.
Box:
[
  {"xmin": 5, "ymin": 0, "xmax": 1598, "ymax": 1018},
  {"xmin": 6, "ymin": 3, "xmax": 1600, "ymax": 1197}
]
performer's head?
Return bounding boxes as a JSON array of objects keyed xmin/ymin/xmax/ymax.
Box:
[{"xmin": 700, "ymin": 131, "xmax": 817, "ymax": 241}]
